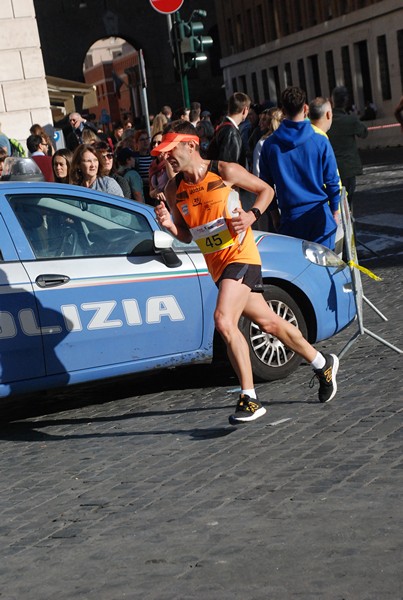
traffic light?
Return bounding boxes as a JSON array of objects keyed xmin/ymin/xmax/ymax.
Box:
[
  {"xmin": 179, "ymin": 17, "xmax": 213, "ymax": 71},
  {"xmin": 170, "ymin": 19, "xmax": 185, "ymax": 74},
  {"xmin": 169, "ymin": 10, "xmax": 213, "ymax": 107}
]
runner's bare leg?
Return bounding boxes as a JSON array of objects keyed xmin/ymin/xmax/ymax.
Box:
[
  {"xmin": 242, "ymin": 292, "xmax": 317, "ymax": 363},
  {"xmin": 214, "ymin": 278, "xmax": 255, "ymax": 390}
]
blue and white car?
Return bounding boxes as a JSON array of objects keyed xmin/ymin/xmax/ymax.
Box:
[{"xmin": 0, "ymin": 181, "xmax": 356, "ymax": 398}]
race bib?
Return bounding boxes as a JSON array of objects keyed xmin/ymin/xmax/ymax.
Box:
[{"xmin": 190, "ymin": 217, "xmax": 235, "ymax": 254}]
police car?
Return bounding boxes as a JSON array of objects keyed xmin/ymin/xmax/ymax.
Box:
[{"xmin": 0, "ymin": 180, "xmax": 356, "ymax": 398}]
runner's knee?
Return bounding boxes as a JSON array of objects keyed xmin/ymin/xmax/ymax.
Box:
[
  {"xmin": 214, "ymin": 310, "xmax": 234, "ymax": 340},
  {"xmin": 259, "ymin": 314, "xmax": 300, "ymax": 340}
]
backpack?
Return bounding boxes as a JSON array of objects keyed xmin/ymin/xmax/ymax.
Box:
[{"xmin": 9, "ymin": 138, "xmax": 26, "ymax": 157}]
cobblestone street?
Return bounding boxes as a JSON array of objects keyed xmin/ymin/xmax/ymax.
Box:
[{"xmin": 0, "ymin": 148, "xmax": 402, "ymax": 600}]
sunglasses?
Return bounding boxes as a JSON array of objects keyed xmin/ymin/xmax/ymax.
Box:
[
  {"xmin": 102, "ymin": 153, "xmax": 114, "ymax": 159},
  {"xmin": 152, "ymin": 140, "xmax": 162, "ymax": 146}
]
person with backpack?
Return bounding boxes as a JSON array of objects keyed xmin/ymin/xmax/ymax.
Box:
[
  {"xmin": 0, "ymin": 123, "xmax": 26, "ymax": 157},
  {"xmin": 9, "ymin": 138, "xmax": 26, "ymax": 157},
  {"xmin": 207, "ymin": 92, "xmax": 251, "ymax": 167}
]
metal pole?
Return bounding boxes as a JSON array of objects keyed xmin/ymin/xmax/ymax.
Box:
[
  {"xmin": 171, "ymin": 11, "xmax": 190, "ymax": 108},
  {"xmin": 182, "ymin": 71, "xmax": 190, "ymax": 108},
  {"xmin": 138, "ymin": 50, "xmax": 151, "ymax": 137}
]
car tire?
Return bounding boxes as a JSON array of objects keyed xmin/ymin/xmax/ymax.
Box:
[{"xmin": 239, "ymin": 284, "xmax": 308, "ymax": 382}]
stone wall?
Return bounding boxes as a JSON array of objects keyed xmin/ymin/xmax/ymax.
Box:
[{"xmin": 0, "ymin": 0, "xmax": 53, "ymax": 151}]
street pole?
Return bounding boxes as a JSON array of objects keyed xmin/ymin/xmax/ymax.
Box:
[
  {"xmin": 138, "ymin": 49, "xmax": 151, "ymax": 137},
  {"xmin": 124, "ymin": 68, "xmax": 137, "ymax": 126},
  {"xmin": 171, "ymin": 12, "xmax": 190, "ymax": 108}
]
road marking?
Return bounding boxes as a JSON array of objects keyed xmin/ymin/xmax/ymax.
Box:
[{"xmin": 269, "ymin": 418, "xmax": 292, "ymax": 426}]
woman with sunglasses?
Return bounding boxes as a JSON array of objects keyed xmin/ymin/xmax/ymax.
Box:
[{"xmin": 94, "ymin": 141, "xmax": 131, "ymax": 198}]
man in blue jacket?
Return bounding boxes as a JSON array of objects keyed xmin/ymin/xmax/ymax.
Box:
[{"xmin": 259, "ymin": 86, "xmax": 341, "ymax": 250}]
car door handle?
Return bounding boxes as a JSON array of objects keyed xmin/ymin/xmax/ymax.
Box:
[{"xmin": 35, "ymin": 274, "xmax": 70, "ymax": 288}]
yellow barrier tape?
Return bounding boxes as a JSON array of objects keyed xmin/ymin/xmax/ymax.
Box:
[{"xmin": 348, "ymin": 260, "xmax": 382, "ymax": 281}]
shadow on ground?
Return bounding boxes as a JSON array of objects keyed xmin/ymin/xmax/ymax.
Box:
[{"xmin": 0, "ymin": 361, "xmax": 237, "ymax": 424}]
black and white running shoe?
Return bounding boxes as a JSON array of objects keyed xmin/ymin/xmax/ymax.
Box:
[{"xmin": 228, "ymin": 394, "xmax": 266, "ymax": 425}]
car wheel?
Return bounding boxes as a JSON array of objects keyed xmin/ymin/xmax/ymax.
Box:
[{"xmin": 239, "ymin": 284, "xmax": 308, "ymax": 382}]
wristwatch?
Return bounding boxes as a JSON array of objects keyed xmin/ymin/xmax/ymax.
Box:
[{"xmin": 249, "ymin": 207, "xmax": 261, "ymax": 221}]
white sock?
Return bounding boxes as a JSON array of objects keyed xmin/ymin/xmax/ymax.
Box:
[
  {"xmin": 311, "ymin": 352, "xmax": 326, "ymax": 371},
  {"xmin": 242, "ymin": 388, "xmax": 257, "ymax": 399}
]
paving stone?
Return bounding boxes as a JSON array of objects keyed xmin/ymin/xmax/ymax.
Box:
[{"xmin": 0, "ymin": 148, "xmax": 402, "ymax": 599}]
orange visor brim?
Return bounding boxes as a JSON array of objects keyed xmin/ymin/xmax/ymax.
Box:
[{"xmin": 150, "ymin": 133, "xmax": 200, "ymax": 156}]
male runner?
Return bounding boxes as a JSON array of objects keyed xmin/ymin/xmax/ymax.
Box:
[{"xmin": 153, "ymin": 121, "xmax": 339, "ymax": 424}]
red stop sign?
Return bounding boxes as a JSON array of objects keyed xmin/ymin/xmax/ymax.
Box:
[{"xmin": 149, "ymin": 0, "xmax": 184, "ymax": 14}]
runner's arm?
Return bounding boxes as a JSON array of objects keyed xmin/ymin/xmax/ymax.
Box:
[
  {"xmin": 217, "ymin": 161, "xmax": 275, "ymax": 232},
  {"xmin": 154, "ymin": 178, "xmax": 193, "ymax": 243}
]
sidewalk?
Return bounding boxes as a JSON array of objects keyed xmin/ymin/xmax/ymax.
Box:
[
  {"xmin": 359, "ymin": 144, "xmax": 403, "ymax": 166},
  {"xmin": 354, "ymin": 143, "xmax": 403, "ymax": 263}
]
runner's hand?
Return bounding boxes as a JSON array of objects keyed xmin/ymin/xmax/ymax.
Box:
[
  {"xmin": 155, "ymin": 201, "xmax": 172, "ymax": 228},
  {"xmin": 231, "ymin": 207, "xmax": 255, "ymax": 233}
]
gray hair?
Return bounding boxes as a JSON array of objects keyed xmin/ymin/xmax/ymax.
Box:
[{"xmin": 309, "ymin": 97, "xmax": 331, "ymax": 121}]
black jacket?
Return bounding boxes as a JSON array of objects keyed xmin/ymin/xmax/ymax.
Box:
[
  {"xmin": 207, "ymin": 118, "xmax": 245, "ymax": 167},
  {"xmin": 66, "ymin": 121, "xmax": 102, "ymax": 151}
]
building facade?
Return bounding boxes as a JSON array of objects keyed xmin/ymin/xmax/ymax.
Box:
[
  {"xmin": 2, "ymin": 0, "xmax": 402, "ymax": 149},
  {"xmin": 0, "ymin": 0, "xmax": 52, "ymax": 149},
  {"xmin": 1, "ymin": 0, "xmax": 224, "ymax": 150},
  {"xmin": 85, "ymin": 47, "xmax": 154, "ymax": 130},
  {"xmin": 33, "ymin": 0, "xmax": 224, "ymax": 123},
  {"xmin": 215, "ymin": 0, "xmax": 403, "ymax": 147}
]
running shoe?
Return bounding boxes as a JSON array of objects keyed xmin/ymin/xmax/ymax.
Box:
[
  {"xmin": 228, "ymin": 394, "xmax": 266, "ymax": 425},
  {"xmin": 312, "ymin": 353, "xmax": 339, "ymax": 403}
]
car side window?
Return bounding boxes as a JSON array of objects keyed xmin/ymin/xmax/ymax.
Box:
[{"xmin": 7, "ymin": 193, "xmax": 154, "ymax": 259}]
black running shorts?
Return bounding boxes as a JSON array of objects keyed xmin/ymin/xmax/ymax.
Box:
[{"xmin": 215, "ymin": 263, "xmax": 264, "ymax": 293}]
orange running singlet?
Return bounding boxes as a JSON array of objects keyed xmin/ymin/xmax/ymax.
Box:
[{"xmin": 176, "ymin": 167, "xmax": 261, "ymax": 282}]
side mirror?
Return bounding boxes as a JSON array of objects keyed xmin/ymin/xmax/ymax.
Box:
[
  {"xmin": 153, "ymin": 230, "xmax": 182, "ymax": 268},
  {"xmin": 153, "ymin": 230, "xmax": 175, "ymax": 251}
]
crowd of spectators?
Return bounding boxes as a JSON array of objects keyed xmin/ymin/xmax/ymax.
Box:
[{"xmin": 1, "ymin": 85, "xmax": 399, "ymax": 252}]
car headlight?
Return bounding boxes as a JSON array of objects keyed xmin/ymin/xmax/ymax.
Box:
[{"xmin": 303, "ymin": 240, "xmax": 346, "ymax": 267}]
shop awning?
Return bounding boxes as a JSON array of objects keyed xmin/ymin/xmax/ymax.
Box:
[{"xmin": 46, "ymin": 75, "xmax": 98, "ymax": 115}]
